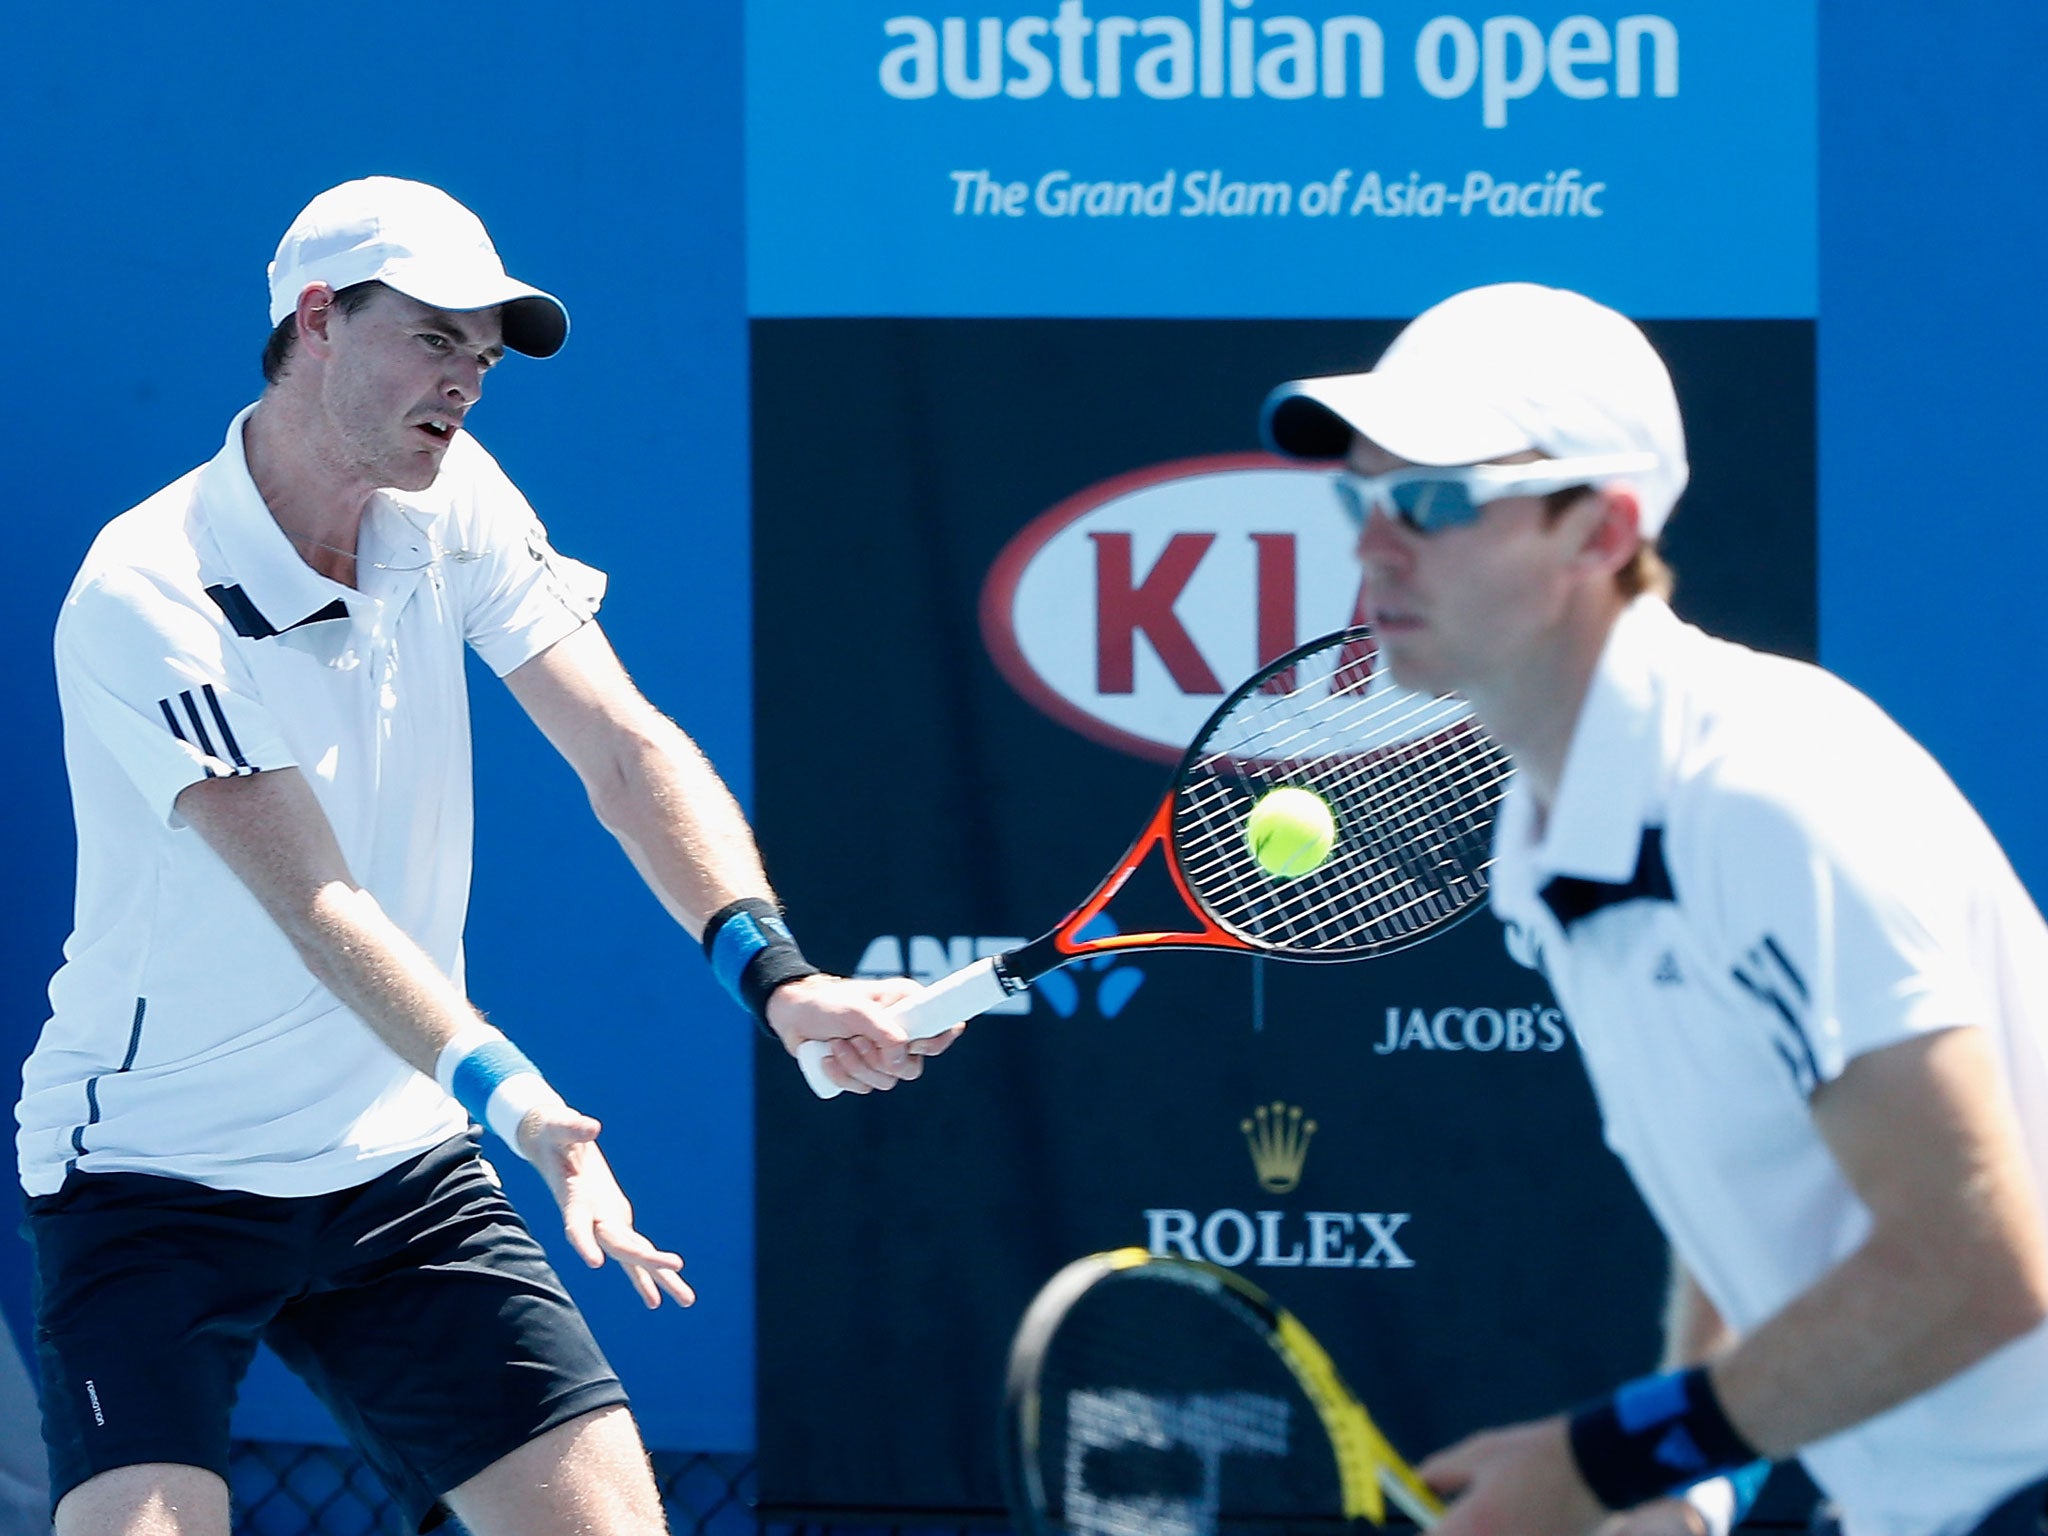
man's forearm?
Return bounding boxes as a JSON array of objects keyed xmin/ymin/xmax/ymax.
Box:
[
  {"xmin": 177, "ymin": 768, "xmax": 494, "ymax": 1079},
  {"xmin": 587, "ymin": 717, "xmax": 776, "ymax": 938},
  {"xmin": 1710, "ymin": 1215, "xmax": 2044, "ymax": 1458},
  {"xmin": 504, "ymin": 624, "xmax": 781, "ymax": 939},
  {"xmin": 279, "ymin": 880, "xmax": 490, "ymax": 1076},
  {"xmin": 1710, "ymin": 1028, "xmax": 2048, "ymax": 1457}
]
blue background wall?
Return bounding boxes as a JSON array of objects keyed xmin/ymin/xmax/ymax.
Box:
[
  {"xmin": 1817, "ymin": 1, "xmax": 2048, "ymax": 887},
  {"xmin": 0, "ymin": 5, "xmax": 754, "ymax": 1450},
  {"xmin": 2, "ymin": 0, "xmax": 2044, "ymax": 1459}
]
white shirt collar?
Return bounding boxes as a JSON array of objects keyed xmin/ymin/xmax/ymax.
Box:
[
  {"xmin": 198, "ymin": 405, "xmax": 445, "ymax": 637},
  {"xmin": 198, "ymin": 405, "xmax": 357, "ymax": 634},
  {"xmin": 1497, "ymin": 596, "xmax": 1684, "ymax": 888}
]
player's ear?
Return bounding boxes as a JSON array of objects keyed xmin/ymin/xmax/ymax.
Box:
[
  {"xmin": 1575, "ymin": 485, "xmax": 1643, "ymax": 578},
  {"xmin": 295, "ymin": 284, "xmax": 340, "ymax": 358}
]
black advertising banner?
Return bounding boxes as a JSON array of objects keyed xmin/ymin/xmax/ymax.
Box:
[
  {"xmin": 752, "ymin": 318, "xmax": 1813, "ymax": 1516},
  {"xmin": 747, "ymin": 0, "xmax": 1816, "ymax": 1516}
]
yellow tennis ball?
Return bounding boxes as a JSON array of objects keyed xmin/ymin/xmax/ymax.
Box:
[{"xmin": 1245, "ymin": 787, "xmax": 1337, "ymax": 878}]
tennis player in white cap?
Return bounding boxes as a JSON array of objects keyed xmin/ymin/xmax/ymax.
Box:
[
  {"xmin": 20, "ymin": 176, "xmax": 941, "ymax": 1536},
  {"xmin": 1264, "ymin": 284, "xmax": 2048, "ymax": 1536}
]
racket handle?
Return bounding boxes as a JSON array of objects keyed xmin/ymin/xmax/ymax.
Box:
[{"xmin": 795, "ymin": 957, "xmax": 1013, "ymax": 1099}]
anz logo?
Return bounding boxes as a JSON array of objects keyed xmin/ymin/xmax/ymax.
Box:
[
  {"xmin": 1037, "ymin": 915, "xmax": 1146, "ymax": 1019},
  {"xmin": 853, "ymin": 915, "xmax": 1146, "ymax": 1019}
]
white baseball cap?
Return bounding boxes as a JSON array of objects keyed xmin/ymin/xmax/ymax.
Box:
[
  {"xmin": 1261, "ymin": 283, "xmax": 1689, "ymax": 537},
  {"xmin": 267, "ymin": 176, "xmax": 569, "ymax": 358}
]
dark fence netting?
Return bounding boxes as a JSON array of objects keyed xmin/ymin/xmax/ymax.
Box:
[
  {"xmin": 227, "ymin": 1441, "xmax": 764, "ymax": 1536},
  {"xmin": 222, "ymin": 1436, "xmax": 1810, "ymax": 1536}
]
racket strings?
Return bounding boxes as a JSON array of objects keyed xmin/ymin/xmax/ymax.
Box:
[
  {"xmin": 1182, "ymin": 751, "xmax": 1491, "ymax": 945},
  {"xmin": 1171, "ymin": 638, "xmax": 1511, "ymax": 956},
  {"xmin": 1018, "ymin": 1267, "xmax": 1351, "ymax": 1536}
]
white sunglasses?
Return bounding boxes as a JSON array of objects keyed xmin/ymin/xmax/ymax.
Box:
[{"xmin": 1335, "ymin": 451, "xmax": 1659, "ymax": 534}]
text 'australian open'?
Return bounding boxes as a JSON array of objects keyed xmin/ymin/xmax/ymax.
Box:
[{"xmin": 882, "ymin": 5, "xmax": 1679, "ymax": 128}]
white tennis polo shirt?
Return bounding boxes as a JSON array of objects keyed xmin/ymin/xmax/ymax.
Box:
[
  {"xmin": 1488, "ymin": 597, "xmax": 2048, "ymax": 1536},
  {"xmin": 18, "ymin": 405, "xmax": 605, "ymax": 1199}
]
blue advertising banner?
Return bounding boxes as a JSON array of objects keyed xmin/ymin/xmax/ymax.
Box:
[{"xmin": 749, "ymin": 1, "xmax": 1814, "ymax": 318}]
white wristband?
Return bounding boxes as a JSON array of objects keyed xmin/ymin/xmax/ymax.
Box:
[
  {"xmin": 435, "ymin": 1023, "xmax": 566, "ymax": 1161},
  {"xmin": 482, "ymin": 1071, "xmax": 568, "ymax": 1155},
  {"xmin": 1684, "ymin": 1477, "xmax": 1737, "ymax": 1536}
]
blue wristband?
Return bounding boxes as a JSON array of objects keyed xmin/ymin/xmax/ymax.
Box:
[
  {"xmin": 1567, "ymin": 1368, "xmax": 1762, "ymax": 1512},
  {"xmin": 1727, "ymin": 1460, "xmax": 1771, "ymax": 1522},
  {"xmin": 449, "ymin": 1039, "xmax": 535, "ymax": 1128},
  {"xmin": 703, "ymin": 898, "xmax": 820, "ymax": 1028},
  {"xmin": 436, "ymin": 1030, "xmax": 564, "ymax": 1156}
]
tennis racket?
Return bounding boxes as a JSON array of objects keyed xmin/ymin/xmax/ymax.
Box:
[
  {"xmin": 798, "ymin": 623, "xmax": 1511, "ymax": 1097},
  {"xmin": 1003, "ymin": 1248, "xmax": 1442, "ymax": 1536}
]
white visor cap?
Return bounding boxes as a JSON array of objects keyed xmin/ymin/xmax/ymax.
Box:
[
  {"xmin": 1262, "ymin": 283, "xmax": 1689, "ymax": 537},
  {"xmin": 267, "ymin": 176, "xmax": 568, "ymax": 358}
]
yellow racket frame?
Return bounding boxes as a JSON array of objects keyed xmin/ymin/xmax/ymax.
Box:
[{"xmin": 1016, "ymin": 1249, "xmax": 1443, "ymax": 1530}]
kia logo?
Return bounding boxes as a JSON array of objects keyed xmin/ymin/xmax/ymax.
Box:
[{"xmin": 981, "ymin": 454, "xmax": 1365, "ymax": 761}]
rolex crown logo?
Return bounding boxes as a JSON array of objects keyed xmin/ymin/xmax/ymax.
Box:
[{"xmin": 1240, "ymin": 1101, "xmax": 1316, "ymax": 1193}]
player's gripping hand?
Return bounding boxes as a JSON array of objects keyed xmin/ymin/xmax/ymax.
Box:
[
  {"xmin": 1419, "ymin": 1415, "xmax": 1608, "ymax": 1536},
  {"xmin": 764, "ymin": 974, "xmax": 964, "ymax": 1094},
  {"xmin": 518, "ymin": 1104, "xmax": 696, "ymax": 1310}
]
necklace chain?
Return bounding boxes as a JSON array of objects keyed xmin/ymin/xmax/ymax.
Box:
[
  {"xmin": 279, "ymin": 527, "xmax": 361, "ymax": 563},
  {"xmin": 276, "ymin": 523, "xmax": 479, "ymax": 574}
]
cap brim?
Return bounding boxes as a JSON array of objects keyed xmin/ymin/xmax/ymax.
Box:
[
  {"xmin": 1261, "ymin": 372, "xmax": 1534, "ymax": 466},
  {"xmin": 496, "ymin": 293, "xmax": 569, "ymax": 359},
  {"xmin": 382, "ymin": 269, "xmax": 570, "ymax": 358}
]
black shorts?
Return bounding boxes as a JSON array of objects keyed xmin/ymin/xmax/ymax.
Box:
[{"xmin": 25, "ymin": 1130, "xmax": 628, "ymax": 1531}]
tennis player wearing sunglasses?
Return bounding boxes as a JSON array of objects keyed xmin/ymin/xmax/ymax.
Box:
[{"xmin": 1262, "ymin": 284, "xmax": 2048, "ymax": 1536}]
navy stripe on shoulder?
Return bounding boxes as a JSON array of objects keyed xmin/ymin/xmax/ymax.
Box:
[
  {"xmin": 199, "ymin": 685, "xmax": 248, "ymax": 769},
  {"xmin": 1760, "ymin": 934, "xmax": 1810, "ymax": 1003},
  {"xmin": 1733, "ymin": 937, "xmax": 1822, "ymax": 1095},
  {"xmin": 159, "ymin": 694, "xmax": 219, "ymax": 776},
  {"xmin": 178, "ymin": 691, "xmax": 219, "ymax": 761}
]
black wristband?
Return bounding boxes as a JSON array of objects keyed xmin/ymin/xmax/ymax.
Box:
[
  {"xmin": 1566, "ymin": 1368, "xmax": 1762, "ymax": 1512},
  {"xmin": 703, "ymin": 898, "xmax": 821, "ymax": 1031}
]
